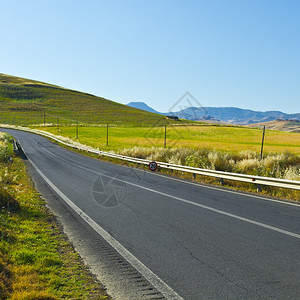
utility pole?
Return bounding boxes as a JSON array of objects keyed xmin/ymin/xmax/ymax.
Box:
[
  {"xmin": 106, "ymin": 123, "xmax": 109, "ymax": 146},
  {"xmin": 76, "ymin": 121, "xmax": 78, "ymax": 139},
  {"xmin": 260, "ymin": 126, "xmax": 266, "ymax": 160},
  {"xmin": 256, "ymin": 125, "xmax": 266, "ymax": 193},
  {"xmin": 164, "ymin": 125, "xmax": 167, "ymax": 148}
]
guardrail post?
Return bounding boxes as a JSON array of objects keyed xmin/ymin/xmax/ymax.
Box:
[
  {"xmin": 257, "ymin": 184, "xmax": 262, "ymax": 192},
  {"xmin": 220, "ymin": 178, "xmax": 224, "ymax": 185},
  {"xmin": 12, "ymin": 139, "xmax": 19, "ymax": 155},
  {"xmin": 193, "ymin": 173, "xmax": 196, "ymax": 179}
]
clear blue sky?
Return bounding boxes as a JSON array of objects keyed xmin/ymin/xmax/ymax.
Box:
[{"xmin": 1, "ymin": 0, "xmax": 299, "ymax": 114}]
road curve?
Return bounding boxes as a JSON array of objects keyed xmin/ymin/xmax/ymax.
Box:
[{"xmin": 2, "ymin": 128, "xmax": 300, "ymax": 299}]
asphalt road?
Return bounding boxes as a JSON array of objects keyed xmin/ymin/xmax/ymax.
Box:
[{"xmin": 2, "ymin": 128, "xmax": 300, "ymax": 299}]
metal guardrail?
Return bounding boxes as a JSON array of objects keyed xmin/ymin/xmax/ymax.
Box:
[
  {"xmin": 2, "ymin": 125, "xmax": 300, "ymax": 191},
  {"xmin": 12, "ymin": 139, "xmax": 18, "ymax": 152},
  {"xmin": 11, "ymin": 138, "xmax": 20, "ymax": 155}
]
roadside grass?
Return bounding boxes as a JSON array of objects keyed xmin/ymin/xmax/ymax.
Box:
[
  {"xmin": 35, "ymin": 124, "xmax": 300, "ymax": 154},
  {"xmin": 0, "ymin": 132, "xmax": 111, "ymax": 299}
]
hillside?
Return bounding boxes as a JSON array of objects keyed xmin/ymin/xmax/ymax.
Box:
[
  {"xmin": 0, "ymin": 74, "xmax": 169, "ymax": 126},
  {"xmin": 247, "ymin": 119, "xmax": 300, "ymax": 133}
]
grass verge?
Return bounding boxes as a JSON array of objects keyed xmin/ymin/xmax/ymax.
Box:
[{"xmin": 0, "ymin": 132, "xmax": 111, "ymax": 299}]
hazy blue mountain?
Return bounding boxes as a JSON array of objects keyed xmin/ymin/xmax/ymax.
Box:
[
  {"xmin": 127, "ymin": 102, "xmax": 161, "ymax": 114},
  {"xmin": 174, "ymin": 107, "xmax": 300, "ymax": 124},
  {"xmin": 127, "ymin": 102, "xmax": 300, "ymax": 124}
]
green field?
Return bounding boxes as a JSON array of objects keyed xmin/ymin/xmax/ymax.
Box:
[{"xmin": 36, "ymin": 124, "xmax": 300, "ymax": 154}]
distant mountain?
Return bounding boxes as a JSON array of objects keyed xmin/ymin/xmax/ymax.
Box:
[
  {"xmin": 247, "ymin": 120, "xmax": 300, "ymax": 133},
  {"xmin": 172, "ymin": 107, "xmax": 300, "ymax": 124},
  {"xmin": 127, "ymin": 102, "xmax": 161, "ymax": 114},
  {"xmin": 126, "ymin": 102, "xmax": 300, "ymax": 125}
]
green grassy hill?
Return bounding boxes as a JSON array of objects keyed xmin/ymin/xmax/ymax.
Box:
[{"xmin": 0, "ymin": 73, "xmax": 172, "ymax": 126}]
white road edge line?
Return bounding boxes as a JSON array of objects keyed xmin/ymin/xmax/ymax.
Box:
[
  {"xmin": 31, "ymin": 138, "xmax": 39, "ymax": 145},
  {"xmin": 29, "ymin": 158, "xmax": 184, "ymax": 300},
  {"xmin": 42, "ymin": 147, "xmax": 300, "ymax": 240}
]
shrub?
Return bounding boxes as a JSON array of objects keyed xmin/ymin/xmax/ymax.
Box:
[
  {"xmin": 283, "ymin": 166, "xmax": 300, "ymax": 181},
  {"xmin": 12, "ymin": 249, "xmax": 36, "ymax": 265},
  {"xmin": 207, "ymin": 151, "xmax": 235, "ymax": 172},
  {"xmin": 11, "ymin": 291, "xmax": 57, "ymax": 300},
  {"xmin": 0, "ymin": 133, "xmax": 13, "ymax": 162},
  {"xmin": 0, "ymin": 187, "xmax": 20, "ymax": 212},
  {"xmin": 186, "ymin": 153, "xmax": 211, "ymax": 169},
  {"xmin": 239, "ymin": 150, "xmax": 258, "ymax": 160},
  {"xmin": 119, "ymin": 146, "xmax": 300, "ymax": 180},
  {"xmin": 0, "ymin": 255, "xmax": 12, "ymax": 299},
  {"xmin": 236, "ymin": 158, "xmax": 261, "ymax": 174}
]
